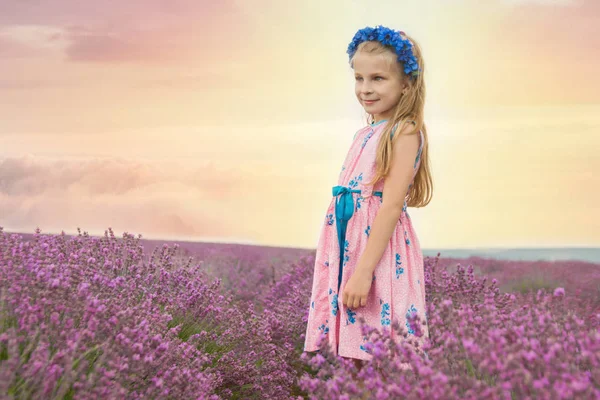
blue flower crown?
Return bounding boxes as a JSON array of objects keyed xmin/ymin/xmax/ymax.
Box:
[{"xmin": 347, "ymin": 25, "xmax": 420, "ymax": 78}]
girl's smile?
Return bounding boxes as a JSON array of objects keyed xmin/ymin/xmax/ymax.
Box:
[{"xmin": 353, "ymin": 51, "xmax": 408, "ymax": 122}]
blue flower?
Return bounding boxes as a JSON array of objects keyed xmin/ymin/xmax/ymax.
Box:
[
  {"xmin": 348, "ymin": 172, "xmax": 363, "ymax": 188},
  {"xmin": 332, "ymin": 294, "xmax": 339, "ymax": 316},
  {"xmin": 381, "ymin": 302, "xmax": 391, "ymax": 326},
  {"xmin": 346, "ymin": 308, "xmax": 357, "ymax": 324},
  {"xmin": 343, "ymin": 240, "xmax": 350, "ymax": 267},
  {"xmin": 326, "ymin": 213, "xmax": 334, "ymax": 226},
  {"xmin": 348, "ymin": 25, "xmax": 420, "ymax": 80},
  {"xmin": 318, "ymin": 323, "xmax": 329, "ymax": 335},
  {"xmin": 395, "ymin": 253, "xmax": 404, "ymax": 278}
]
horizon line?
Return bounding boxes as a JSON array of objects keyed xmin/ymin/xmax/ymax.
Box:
[{"xmin": 2, "ymin": 228, "xmax": 598, "ymax": 251}]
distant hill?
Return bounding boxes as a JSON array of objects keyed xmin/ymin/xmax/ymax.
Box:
[{"xmin": 423, "ymin": 247, "xmax": 600, "ymax": 263}]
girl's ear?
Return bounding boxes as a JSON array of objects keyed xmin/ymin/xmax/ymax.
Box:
[
  {"xmin": 402, "ymin": 81, "xmax": 410, "ymax": 95},
  {"xmin": 401, "ymin": 77, "xmax": 410, "ymax": 92}
]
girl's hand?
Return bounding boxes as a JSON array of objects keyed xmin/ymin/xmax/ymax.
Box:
[{"xmin": 342, "ymin": 268, "xmax": 373, "ymax": 309}]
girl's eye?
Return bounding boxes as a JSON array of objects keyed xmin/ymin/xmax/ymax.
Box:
[{"xmin": 355, "ymin": 77, "xmax": 383, "ymax": 81}]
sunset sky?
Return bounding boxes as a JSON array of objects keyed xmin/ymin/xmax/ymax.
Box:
[{"xmin": 1, "ymin": 0, "xmax": 598, "ymax": 249}]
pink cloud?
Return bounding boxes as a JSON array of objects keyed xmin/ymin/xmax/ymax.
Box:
[
  {"xmin": 0, "ymin": 194, "xmax": 229, "ymax": 239},
  {"xmin": 0, "ymin": 1, "xmax": 247, "ymax": 63},
  {"xmin": 0, "ymin": 33, "xmax": 36, "ymax": 57},
  {"xmin": 0, "ymin": 155, "xmax": 244, "ymax": 239},
  {"xmin": 64, "ymin": 29, "xmax": 168, "ymax": 63},
  {"xmin": 497, "ymin": 0, "xmax": 599, "ymax": 61},
  {"xmin": 0, "ymin": 155, "xmax": 242, "ymax": 198},
  {"xmin": 0, "ymin": 1, "xmax": 238, "ymax": 27}
]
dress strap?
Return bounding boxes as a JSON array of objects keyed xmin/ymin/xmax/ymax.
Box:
[{"xmin": 390, "ymin": 120, "xmax": 417, "ymax": 139}]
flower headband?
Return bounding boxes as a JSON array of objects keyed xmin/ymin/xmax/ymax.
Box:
[{"xmin": 346, "ymin": 25, "xmax": 420, "ymax": 78}]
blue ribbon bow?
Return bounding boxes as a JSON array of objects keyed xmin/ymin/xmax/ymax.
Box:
[{"xmin": 331, "ymin": 185, "xmax": 382, "ymax": 292}]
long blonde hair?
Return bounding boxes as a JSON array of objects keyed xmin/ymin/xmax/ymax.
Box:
[{"xmin": 350, "ymin": 33, "xmax": 433, "ymax": 208}]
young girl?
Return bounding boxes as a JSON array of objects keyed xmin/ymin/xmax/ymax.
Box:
[{"xmin": 303, "ymin": 25, "xmax": 432, "ymax": 371}]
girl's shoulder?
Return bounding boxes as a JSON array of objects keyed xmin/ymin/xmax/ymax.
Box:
[
  {"xmin": 390, "ymin": 119, "xmax": 419, "ymax": 138},
  {"xmin": 352, "ymin": 125, "xmax": 373, "ymax": 140},
  {"xmin": 391, "ymin": 119, "xmax": 417, "ymax": 130}
]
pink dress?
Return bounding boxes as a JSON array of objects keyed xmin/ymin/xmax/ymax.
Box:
[{"xmin": 303, "ymin": 119, "xmax": 430, "ymax": 363}]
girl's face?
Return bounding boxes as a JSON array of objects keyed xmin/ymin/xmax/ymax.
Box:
[{"xmin": 353, "ymin": 51, "xmax": 407, "ymax": 122}]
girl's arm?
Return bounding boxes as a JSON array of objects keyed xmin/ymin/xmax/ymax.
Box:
[{"xmin": 355, "ymin": 123, "xmax": 421, "ymax": 276}]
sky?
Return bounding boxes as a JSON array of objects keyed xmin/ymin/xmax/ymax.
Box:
[{"xmin": 0, "ymin": 0, "xmax": 599, "ymax": 249}]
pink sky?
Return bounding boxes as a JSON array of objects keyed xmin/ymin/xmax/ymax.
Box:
[{"xmin": 1, "ymin": 0, "xmax": 599, "ymax": 248}]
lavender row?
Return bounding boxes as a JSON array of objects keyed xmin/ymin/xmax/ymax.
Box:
[{"xmin": 1, "ymin": 227, "xmax": 599, "ymax": 399}]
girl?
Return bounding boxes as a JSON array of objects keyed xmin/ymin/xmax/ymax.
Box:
[{"xmin": 303, "ymin": 25, "xmax": 433, "ymax": 372}]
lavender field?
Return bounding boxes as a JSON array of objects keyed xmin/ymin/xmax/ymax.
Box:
[{"xmin": 1, "ymin": 227, "xmax": 599, "ymax": 399}]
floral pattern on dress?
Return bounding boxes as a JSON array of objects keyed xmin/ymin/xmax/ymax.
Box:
[{"xmin": 304, "ymin": 121, "xmax": 429, "ymax": 365}]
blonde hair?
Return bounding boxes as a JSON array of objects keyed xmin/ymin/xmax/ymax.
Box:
[{"xmin": 349, "ymin": 33, "xmax": 433, "ymax": 208}]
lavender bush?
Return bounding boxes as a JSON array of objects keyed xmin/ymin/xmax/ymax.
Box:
[
  {"xmin": 1, "ymin": 226, "xmax": 599, "ymax": 399},
  {"xmin": 0, "ymin": 227, "xmax": 305, "ymax": 399},
  {"xmin": 299, "ymin": 257, "xmax": 600, "ymax": 399}
]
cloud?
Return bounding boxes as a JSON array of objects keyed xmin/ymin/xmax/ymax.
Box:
[
  {"xmin": 0, "ymin": 155, "xmax": 243, "ymax": 197},
  {"xmin": 0, "ymin": 23, "xmax": 194, "ymax": 64},
  {"xmin": 0, "ymin": 156, "xmax": 158, "ymax": 196},
  {"xmin": 502, "ymin": 0, "xmax": 576, "ymax": 4},
  {"xmin": 0, "ymin": 0, "xmax": 237, "ymax": 26},
  {"xmin": 0, "ymin": 155, "xmax": 246, "ymax": 239},
  {"xmin": 0, "ymin": 191, "xmax": 229, "ymax": 239},
  {"xmin": 0, "ymin": 33, "xmax": 35, "ymax": 58},
  {"xmin": 0, "ymin": 79, "xmax": 63, "ymax": 90},
  {"xmin": 0, "ymin": 24, "xmax": 69, "ymax": 58},
  {"xmin": 0, "ymin": 1, "xmax": 247, "ymax": 64},
  {"xmin": 62, "ymin": 26, "xmax": 183, "ymax": 64}
]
